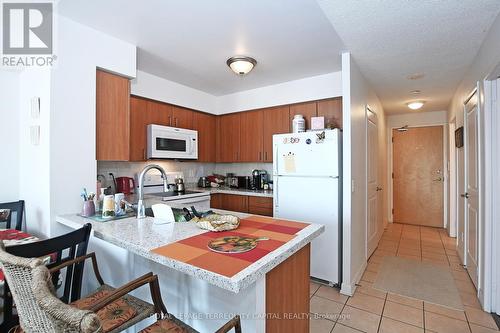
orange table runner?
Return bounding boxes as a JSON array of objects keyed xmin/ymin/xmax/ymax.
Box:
[{"xmin": 151, "ymin": 215, "xmax": 309, "ymax": 277}]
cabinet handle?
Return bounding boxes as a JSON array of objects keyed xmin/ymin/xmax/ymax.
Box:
[
  {"xmin": 259, "ymin": 152, "xmax": 262, "ymax": 161},
  {"xmin": 168, "ymin": 116, "xmax": 172, "ymax": 126},
  {"xmin": 265, "ymin": 151, "xmax": 268, "ymax": 161},
  {"xmin": 175, "ymin": 118, "xmax": 178, "ymax": 127}
]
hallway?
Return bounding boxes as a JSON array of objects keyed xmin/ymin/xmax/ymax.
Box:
[{"xmin": 310, "ymin": 224, "xmax": 499, "ymax": 333}]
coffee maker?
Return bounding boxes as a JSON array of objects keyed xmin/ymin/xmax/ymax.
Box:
[{"xmin": 251, "ymin": 169, "xmax": 268, "ymax": 190}]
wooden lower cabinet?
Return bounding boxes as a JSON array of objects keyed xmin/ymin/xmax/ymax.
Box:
[
  {"xmin": 266, "ymin": 244, "xmax": 310, "ymax": 332},
  {"xmin": 248, "ymin": 196, "xmax": 273, "ymax": 217},
  {"xmin": 210, "ymin": 194, "xmax": 273, "ymax": 216}
]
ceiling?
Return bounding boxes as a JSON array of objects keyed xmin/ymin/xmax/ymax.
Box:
[
  {"xmin": 58, "ymin": 0, "xmax": 345, "ymax": 96},
  {"xmin": 317, "ymin": 0, "xmax": 500, "ymax": 114}
]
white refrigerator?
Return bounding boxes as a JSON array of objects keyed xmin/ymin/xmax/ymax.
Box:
[{"xmin": 273, "ymin": 129, "xmax": 342, "ymax": 285}]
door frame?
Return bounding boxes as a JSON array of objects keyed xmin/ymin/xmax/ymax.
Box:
[
  {"xmin": 481, "ymin": 67, "xmax": 500, "ymax": 312},
  {"xmin": 388, "ymin": 124, "xmax": 448, "ymax": 227},
  {"xmin": 365, "ymin": 106, "xmax": 380, "ymax": 258},
  {"xmin": 448, "ymin": 119, "xmax": 457, "ymax": 237}
]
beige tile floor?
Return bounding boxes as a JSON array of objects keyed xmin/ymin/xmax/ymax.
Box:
[{"xmin": 310, "ymin": 223, "xmax": 500, "ymax": 333}]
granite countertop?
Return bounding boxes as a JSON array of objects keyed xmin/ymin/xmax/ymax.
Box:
[
  {"xmin": 185, "ymin": 184, "xmax": 273, "ymax": 198},
  {"xmin": 56, "ymin": 211, "xmax": 323, "ymax": 293}
]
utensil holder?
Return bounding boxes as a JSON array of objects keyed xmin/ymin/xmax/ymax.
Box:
[{"xmin": 82, "ymin": 201, "xmax": 96, "ymax": 217}]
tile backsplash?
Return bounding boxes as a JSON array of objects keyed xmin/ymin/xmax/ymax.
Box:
[{"xmin": 97, "ymin": 161, "xmax": 273, "ymax": 189}]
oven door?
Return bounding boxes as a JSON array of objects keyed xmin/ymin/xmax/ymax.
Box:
[{"xmin": 147, "ymin": 125, "xmax": 198, "ymax": 159}]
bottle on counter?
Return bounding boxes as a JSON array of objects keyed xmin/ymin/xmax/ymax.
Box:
[
  {"xmin": 96, "ymin": 188, "xmax": 105, "ymax": 213},
  {"xmin": 102, "ymin": 195, "xmax": 115, "ymax": 218}
]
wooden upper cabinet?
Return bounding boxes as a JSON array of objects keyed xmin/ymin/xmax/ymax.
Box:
[
  {"xmin": 216, "ymin": 113, "xmax": 241, "ymax": 162},
  {"xmin": 193, "ymin": 112, "xmax": 216, "ymax": 162},
  {"xmin": 129, "ymin": 96, "xmax": 148, "ymax": 161},
  {"xmin": 96, "ymin": 69, "xmax": 130, "ymax": 161},
  {"xmin": 317, "ymin": 97, "xmax": 342, "ymax": 129},
  {"xmin": 263, "ymin": 106, "xmax": 290, "ymax": 162},
  {"xmin": 172, "ymin": 106, "xmax": 194, "ymax": 129},
  {"xmin": 240, "ymin": 110, "xmax": 264, "ymax": 162},
  {"xmin": 148, "ymin": 100, "xmax": 172, "ymax": 126},
  {"xmin": 289, "ymin": 101, "xmax": 317, "ymax": 131}
]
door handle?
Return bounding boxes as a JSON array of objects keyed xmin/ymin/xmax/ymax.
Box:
[
  {"xmin": 376, "ymin": 186, "xmax": 383, "ymax": 191},
  {"xmin": 433, "ymin": 177, "xmax": 443, "ymax": 182},
  {"xmin": 460, "ymin": 192, "xmax": 469, "ymax": 198}
]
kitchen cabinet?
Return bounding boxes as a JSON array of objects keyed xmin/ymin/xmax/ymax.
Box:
[
  {"xmin": 263, "ymin": 106, "xmax": 289, "ymax": 162},
  {"xmin": 317, "ymin": 97, "xmax": 342, "ymax": 129},
  {"xmin": 96, "ymin": 69, "xmax": 130, "ymax": 161},
  {"xmin": 240, "ymin": 110, "xmax": 264, "ymax": 162},
  {"xmin": 210, "ymin": 193, "xmax": 248, "ymax": 212},
  {"xmin": 289, "ymin": 101, "xmax": 317, "ymax": 131},
  {"xmin": 216, "ymin": 113, "xmax": 241, "ymax": 162},
  {"xmin": 172, "ymin": 106, "xmax": 194, "ymax": 129},
  {"xmin": 193, "ymin": 112, "xmax": 216, "ymax": 162},
  {"xmin": 248, "ymin": 196, "xmax": 273, "ymax": 217}
]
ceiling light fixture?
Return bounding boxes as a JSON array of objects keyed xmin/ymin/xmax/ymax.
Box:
[
  {"xmin": 407, "ymin": 101, "xmax": 425, "ymax": 110},
  {"xmin": 407, "ymin": 73, "xmax": 425, "ymax": 80},
  {"xmin": 226, "ymin": 56, "xmax": 257, "ymax": 76}
]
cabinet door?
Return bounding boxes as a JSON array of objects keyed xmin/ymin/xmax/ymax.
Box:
[
  {"xmin": 317, "ymin": 97, "xmax": 342, "ymax": 129},
  {"xmin": 210, "ymin": 193, "xmax": 223, "ymax": 209},
  {"xmin": 193, "ymin": 112, "xmax": 216, "ymax": 162},
  {"xmin": 172, "ymin": 106, "xmax": 194, "ymax": 129},
  {"xmin": 240, "ymin": 110, "xmax": 264, "ymax": 162},
  {"xmin": 263, "ymin": 106, "xmax": 290, "ymax": 162},
  {"xmin": 289, "ymin": 101, "xmax": 317, "ymax": 131},
  {"xmin": 216, "ymin": 113, "xmax": 241, "ymax": 162},
  {"xmin": 96, "ymin": 69, "xmax": 130, "ymax": 161},
  {"xmin": 221, "ymin": 194, "xmax": 248, "ymax": 213},
  {"xmin": 248, "ymin": 196, "xmax": 273, "ymax": 217},
  {"xmin": 148, "ymin": 100, "xmax": 172, "ymax": 126},
  {"xmin": 129, "ymin": 96, "xmax": 148, "ymax": 161}
]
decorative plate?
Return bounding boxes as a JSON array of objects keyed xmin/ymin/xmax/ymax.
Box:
[
  {"xmin": 207, "ymin": 236, "xmax": 269, "ymax": 254},
  {"xmin": 192, "ymin": 214, "xmax": 240, "ymax": 232}
]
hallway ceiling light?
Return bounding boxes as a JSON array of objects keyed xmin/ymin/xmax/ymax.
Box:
[
  {"xmin": 226, "ymin": 56, "xmax": 257, "ymax": 75},
  {"xmin": 407, "ymin": 101, "xmax": 425, "ymax": 110}
]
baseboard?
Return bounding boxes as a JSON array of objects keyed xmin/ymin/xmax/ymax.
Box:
[{"xmin": 340, "ymin": 261, "xmax": 367, "ymax": 296}]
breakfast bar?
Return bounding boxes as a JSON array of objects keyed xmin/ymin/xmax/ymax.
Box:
[{"xmin": 57, "ymin": 212, "xmax": 324, "ymax": 332}]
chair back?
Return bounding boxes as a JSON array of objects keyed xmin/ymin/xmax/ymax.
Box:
[
  {"xmin": 0, "ymin": 200, "xmax": 25, "ymax": 231},
  {"xmin": 2, "ymin": 224, "xmax": 92, "ymax": 331},
  {"xmin": 7, "ymin": 223, "xmax": 92, "ymax": 303},
  {"xmin": 0, "ymin": 242, "xmax": 101, "ymax": 333}
]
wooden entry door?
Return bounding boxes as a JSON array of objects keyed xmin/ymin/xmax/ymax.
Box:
[{"xmin": 393, "ymin": 126, "xmax": 444, "ymax": 227}]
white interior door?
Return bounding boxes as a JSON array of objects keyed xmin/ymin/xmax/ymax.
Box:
[
  {"xmin": 448, "ymin": 121, "xmax": 457, "ymax": 237},
  {"xmin": 457, "ymin": 137, "xmax": 466, "ymax": 264},
  {"xmin": 464, "ymin": 90, "xmax": 480, "ymax": 289},
  {"xmin": 366, "ymin": 107, "xmax": 380, "ymax": 257}
]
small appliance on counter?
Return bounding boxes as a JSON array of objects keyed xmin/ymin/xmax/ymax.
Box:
[
  {"xmin": 225, "ymin": 173, "xmax": 237, "ymax": 187},
  {"xmin": 251, "ymin": 169, "xmax": 268, "ymax": 190},
  {"xmin": 198, "ymin": 177, "xmax": 211, "ymax": 188},
  {"xmin": 236, "ymin": 176, "xmax": 252, "ymax": 189},
  {"xmin": 174, "ymin": 177, "xmax": 185, "ymax": 192},
  {"xmin": 115, "ymin": 177, "xmax": 136, "ymax": 194}
]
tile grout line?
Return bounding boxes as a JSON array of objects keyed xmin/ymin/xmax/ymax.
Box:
[{"xmin": 376, "ymin": 290, "xmax": 388, "ymax": 333}]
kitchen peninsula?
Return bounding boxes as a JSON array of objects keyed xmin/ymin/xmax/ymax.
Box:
[{"xmin": 57, "ymin": 211, "xmax": 324, "ymax": 332}]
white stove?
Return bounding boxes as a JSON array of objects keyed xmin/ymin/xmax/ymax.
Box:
[{"xmin": 135, "ymin": 172, "xmax": 211, "ymax": 210}]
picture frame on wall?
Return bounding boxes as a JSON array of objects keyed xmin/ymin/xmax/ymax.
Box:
[{"xmin": 455, "ymin": 126, "xmax": 464, "ymax": 148}]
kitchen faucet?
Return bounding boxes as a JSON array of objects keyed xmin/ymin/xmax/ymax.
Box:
[{"xmin": 136, "ymin": 164, "xmax": 169, "ymax": 218}]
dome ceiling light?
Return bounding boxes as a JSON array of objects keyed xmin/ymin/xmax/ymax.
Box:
[
  {"xmin": 407, "ymin": 101, "xmax": 425, "ymax": 110},
  {"xmin": 226, "ymin": 56, "xmax": 257, "ymax": 76}
]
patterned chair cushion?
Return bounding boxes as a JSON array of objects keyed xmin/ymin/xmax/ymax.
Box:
[
  {"xmin": 139, "ymin": 315, "xmax": 198, "ymax": 333},
  {"xmin": 72, "ymin": 289, "xmax": 137, "ymax": 333}
]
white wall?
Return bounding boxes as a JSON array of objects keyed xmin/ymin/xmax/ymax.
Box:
[
  {"xmin": 0, "ymin": 71, "xmax": 20, "ymax": 203},
  {"xmin": 48, "ymin": 16, "xmax": 136, "ymax": 236},
  {"xmin": 131, "ymin": 70, "xmax": 216, "ymax": 113},
  {"xmin": 341, "ymin": 53, "xmax": 386, "ymax": 295},
  {"xmin": 447, "ymin": 12, "xmax": 500, "ymax": 312},
  {"xmin": 17, "ymin": 69, "xmax": 52, "ymax": 237},
  {"xmin": 216, "ymin": 71, "xmax": 342, "ymax": 114}
]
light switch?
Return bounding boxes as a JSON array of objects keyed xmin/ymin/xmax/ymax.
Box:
[{"xmin": 30, "ymin": 125, "xmax": 40, "ymax": 145}]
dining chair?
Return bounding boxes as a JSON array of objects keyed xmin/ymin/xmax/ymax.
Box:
[
  {"xmin": 0, "ymin": 245, "xmax": 242, "ymax": 333},
  {"xmin": 1, "ymin": 223, "xmax": 92, "ymax": 331},
  {"xmin": 0, "ymin": 200, "xmax": 25, "ymax": 231}
]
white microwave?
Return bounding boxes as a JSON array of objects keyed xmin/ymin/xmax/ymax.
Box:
[{"xmin": 147, "ymin": 124, "xmax": 198, "ymax": 159}]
